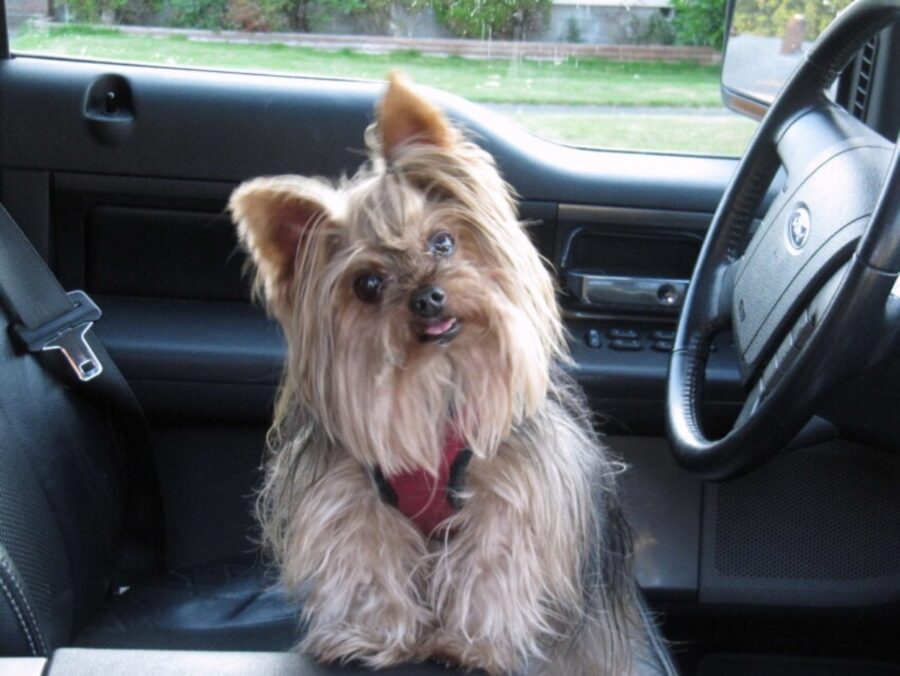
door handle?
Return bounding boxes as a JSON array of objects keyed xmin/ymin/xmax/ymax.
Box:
[{"xmin": 566, "ymin": 271, "xmax": 688, "ymax": 309}]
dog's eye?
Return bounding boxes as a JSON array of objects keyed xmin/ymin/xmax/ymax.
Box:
[
  {"xmin": 353, "ymin": 273, "xmax": 384, "ymax": 304},
  {"xmin": 429, "ymin": 231, "xmax": 455, "ymax": 257}
]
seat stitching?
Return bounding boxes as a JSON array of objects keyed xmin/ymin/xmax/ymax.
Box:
[
  {"xmin": 0, "ymin": 574, "xmax": 38, "ymax": 656},
  {"xmin": 0, "ymin": 557, "xmax": 47, "ymax": 655}
]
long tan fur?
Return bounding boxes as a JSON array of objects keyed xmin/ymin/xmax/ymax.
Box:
[{"xmin": 230, "ymin": 73, "xmax": 645, "ymax": 675}]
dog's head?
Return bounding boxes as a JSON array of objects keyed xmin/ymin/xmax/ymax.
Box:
[{"xmin": 230, "ymin": 74, "xmax": 564, "ymax": 474}]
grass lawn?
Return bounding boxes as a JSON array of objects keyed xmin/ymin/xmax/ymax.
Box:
[
  {"xmin": 14, "ymin": 24, "xmax": 725, "ymax": 107},
  {"xmin": 514, "ymin": 111, "xmax": 758, "ymax": 155},
  {"xmin": 12, "ymin": 24, "xmax": 756, "ymax": 155}
]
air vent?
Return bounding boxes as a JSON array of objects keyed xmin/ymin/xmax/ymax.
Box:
[{"xmin": 850, "ymin": 37, "xmax": 878, "ymax": 120}]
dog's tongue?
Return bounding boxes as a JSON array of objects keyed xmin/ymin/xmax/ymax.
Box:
[{"xmin": 424, "ymin": 318, "xmax": 455, "ymax": 337}]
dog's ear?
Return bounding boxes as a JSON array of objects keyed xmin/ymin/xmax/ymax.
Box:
[
  {"xmin": 229, "ymin": 176, "xmax": 340, "ymax": 300},
  {"xmin": 378, "ymin": 72, "xmax": 452, "ymax": 159}
]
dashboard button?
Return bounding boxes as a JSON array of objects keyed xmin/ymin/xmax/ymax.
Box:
[
  {"xmin": 651, "ymin": 340, "xmax": 673, "ymax": 352},
  {"xmin": 610, "ymin": 338, "xmax": 642, "ymax": 351},
  {"xmin": 608, "ymin": 328, "xmax": 639, "ymax": 339},
  {"xmin": 585, "ymin": 329, "xmax": 602, "ymax": 349},
  {"xmin": 651, "ymin": 329, "xmax": 675, "ymax": 341}
]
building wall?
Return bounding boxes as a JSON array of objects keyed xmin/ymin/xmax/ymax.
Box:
[
  {"xmin": 7, "ymin": 0, "xmax": 49, "ymax": 35},
  {"xmin": 545, "ymin": 5, "xmax": 668, "ymax": 44},
  {"xmin": 8, "ymin": 0, "xmax": 49, "ymax": 16}
]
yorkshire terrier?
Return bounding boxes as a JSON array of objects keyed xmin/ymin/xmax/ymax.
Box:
[{"xmin": 230, "ymin": 74, "xmax": 646, "ymax": 675}]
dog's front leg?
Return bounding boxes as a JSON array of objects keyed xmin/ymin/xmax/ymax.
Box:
[
  {"xmin": 425, "ymin": 446, "xmax": 588, "ymax": 675},
  {"xmin": 281, "ymin": 456, "xmax": 432, "ymax": 667},
  {"xmin": 426, "ymin": 497, "xmax": 552, "ymax": 673}
]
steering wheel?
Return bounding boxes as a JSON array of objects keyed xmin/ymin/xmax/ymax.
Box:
[{"xmin": 666, "ymin": 0, "xmax": 900, "ymax": 480}]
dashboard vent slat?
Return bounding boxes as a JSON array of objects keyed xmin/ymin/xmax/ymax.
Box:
[{"xmin": 851, "ymin": 37, "xmax": 878, "ymax": 120}]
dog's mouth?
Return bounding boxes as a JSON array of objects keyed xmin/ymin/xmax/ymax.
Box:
[{"xmin": 418, "ymin": 316, "xmax": 461, "ymax": 344}]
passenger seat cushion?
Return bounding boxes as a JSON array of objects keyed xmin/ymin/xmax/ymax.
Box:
[
  {"xmin": 0, "ymin": 313, "xmax": 128, "ymax": 653},
  {"xmin": 0, "ymin": 543, "xmax": 48, "ymax": 657},
  {"xmin": 75, "ymin": 559, "xmax": 300, "ymax": 652},
  {"xmin": 74, "ymin": 557, "xmax": 676, "ymax": 674}
]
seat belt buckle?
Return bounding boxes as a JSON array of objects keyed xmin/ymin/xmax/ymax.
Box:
[{"xmin": 11, "ymin": 290, "xmax": 104, "ymax": 382}]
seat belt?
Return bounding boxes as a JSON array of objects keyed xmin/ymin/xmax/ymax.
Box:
[{"xmin": 0, "ymin": 202, "xmax": 165, "ymax": 584}]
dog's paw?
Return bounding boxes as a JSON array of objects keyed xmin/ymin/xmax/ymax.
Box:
[
  {"xmin": 415, "ymin": 634, "xmax": 462, "ymax": 668},
  {"xmin": 421, "ymin": 632, "xmax": 519, "ymax": 676},
  {"xmin": 302, "ymin": 622, "xmax": 422, "ymax": 668}
]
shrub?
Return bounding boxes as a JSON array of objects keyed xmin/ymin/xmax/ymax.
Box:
[
  {"xmin": 564, "ymin": 16, "xmax": 582, "ymax": 43},
  {"xmin": 119, "ymin": 0, "xmax": 163, "ymax": 23},
  {"xmin": 307, "ymin": 0, "xmax": 396, "ymax": 33},
  {"xmin": 226, "ymin": 0, "xmax": 291, "ymax": 31},
  {"xmin": 170, "ymin": 0, "xmax": 294, "ymax": 30},
  {"xmin": 431, "ymin": 0, "xmax": 551, "ymax": 40},
  {"xmin": 642, "ymin": 12, "xmax": 676, "ymax": 45},
  {"xmin": 166, "ymin": 0, "xmax": 414, "ymax": 33},
  {"xmin": 66, "ymin": 0, "xmax": 139, "ymax": 23},
  {"xmin": 620, "ymin": 10, "xmax": 676, "ymax": 45},
  {"xmin": 168, "ymin": 0, "xmax": 228, "ymax": 29},
  {"xmin": 670, "ymin": 0, "xmax": 727, "ymax": 49}
]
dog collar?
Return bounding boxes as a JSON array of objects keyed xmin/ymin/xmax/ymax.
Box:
[{"xmin": 373, "ymin": 429, "xmax": 472, "ymax": 537}]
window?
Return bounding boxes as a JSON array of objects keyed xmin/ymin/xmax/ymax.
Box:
[{"xmin": 7, "ymin": 0, "xmax": 758, "ymax": 156}]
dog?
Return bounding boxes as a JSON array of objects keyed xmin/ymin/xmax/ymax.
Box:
[{"xmin": 230, "ymin": 74, "xmax": 646, "ymax": 675}]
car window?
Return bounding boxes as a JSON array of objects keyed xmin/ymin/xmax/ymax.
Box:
[{"xmin": 6, "ymin": 0, "xmax": 758, "ymax": 156}]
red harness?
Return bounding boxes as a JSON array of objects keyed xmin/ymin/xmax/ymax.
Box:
[{"xmin": 374, "ymin": 429, "xmax": 472, "ymax": 536}]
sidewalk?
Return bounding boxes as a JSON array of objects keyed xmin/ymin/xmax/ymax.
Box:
[{"xmin": 100, "ymin": 23, "xmax": 722, "ymax": 65}]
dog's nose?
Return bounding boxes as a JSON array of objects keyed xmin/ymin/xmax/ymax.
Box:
[{"xmin": 410, "ymin": 285, "xmax": 446, "ymax": 318}]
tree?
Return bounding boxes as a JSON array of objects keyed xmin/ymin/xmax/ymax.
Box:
[{"xmin": 671, "ymin": 0, "xmax": 728, "ymax": 49}]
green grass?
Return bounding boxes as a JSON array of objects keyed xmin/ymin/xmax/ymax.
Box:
[
  {"xmin": 514, "ymin": 111, "xmax": 758, "ymax": 155},
  {"xmin": 11, "ymin": 23, "xmax": 757, "ymax": 154},
  {"xmin": 13, "ymin": 24, "xmax": 724, "ymax": 107}
]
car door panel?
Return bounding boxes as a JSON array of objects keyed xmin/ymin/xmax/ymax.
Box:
[{"xmin": 0, "ymin": 54, "xmax": 738, "ymax": 596}]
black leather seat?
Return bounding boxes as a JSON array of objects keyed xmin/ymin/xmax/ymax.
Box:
[
  {"xmin": 75, "ymin": 559, "xmax": 300, "ymax": 652},
  {"xmin": 0, "ymin": 296, "xmax": 676, "ymax": 674}
]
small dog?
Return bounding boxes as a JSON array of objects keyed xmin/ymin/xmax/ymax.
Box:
[{"xmin": 230, "ymin": 74, "xmax": 646, "ymax": 675}]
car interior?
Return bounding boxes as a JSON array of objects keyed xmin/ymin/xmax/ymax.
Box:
[{"xmin": 0, "ymin": 0, "xmax": 898, "ymax": 673}]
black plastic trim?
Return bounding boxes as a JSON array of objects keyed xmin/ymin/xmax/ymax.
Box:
[{"xmin": 0, "ymin": 0, "xmax": 9, "ymax": 61}]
